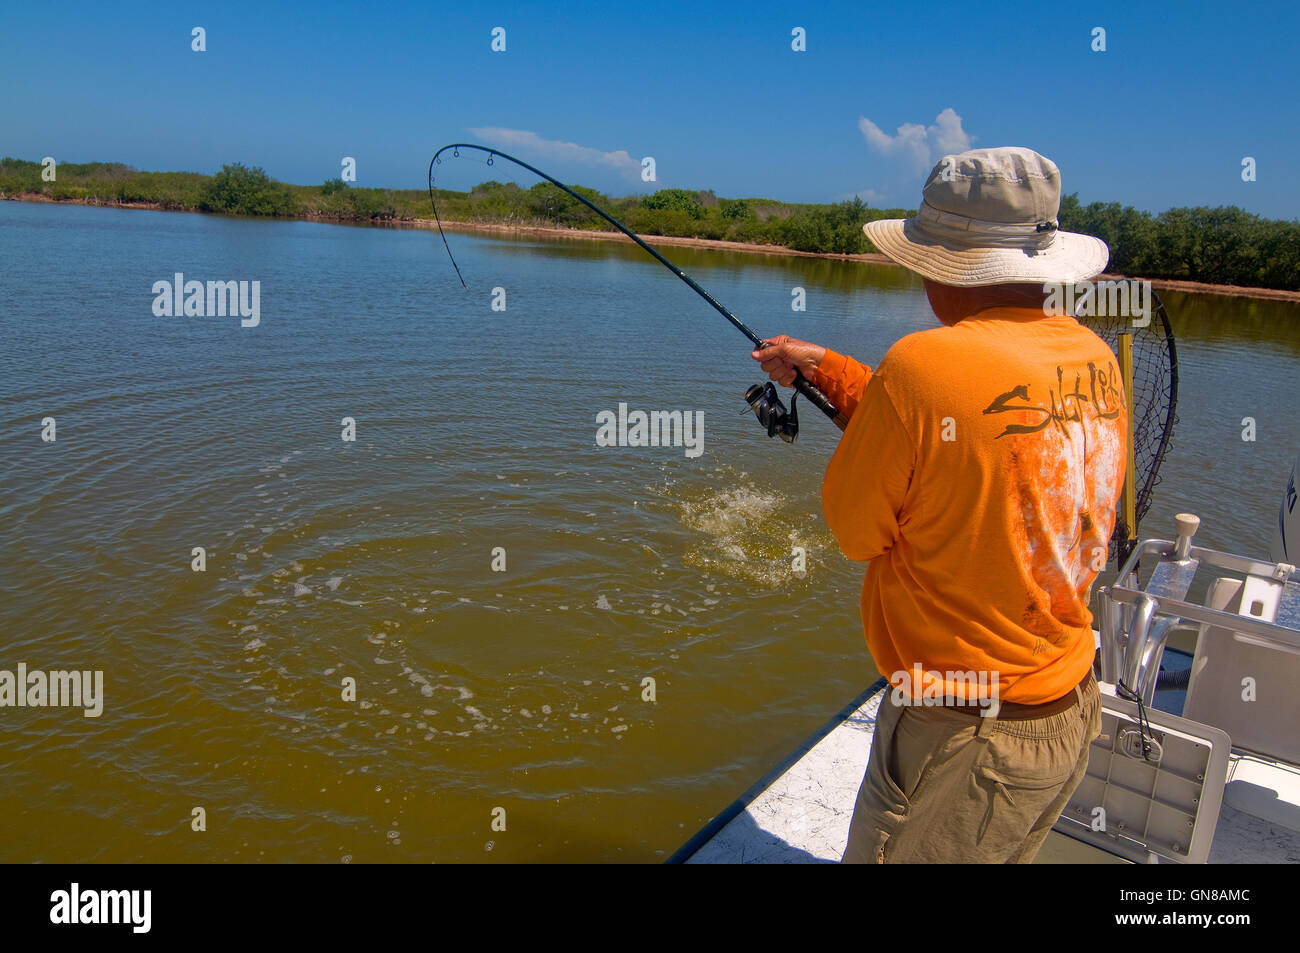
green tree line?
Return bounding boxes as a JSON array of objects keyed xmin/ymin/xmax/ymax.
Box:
[
  {"xmin": 2, "ymin": 157, "xmax": 1297, "ymax": 290},
  {"xmin": 1058, "ymin": 195, "xmax": 1298, "ymax": 291}
]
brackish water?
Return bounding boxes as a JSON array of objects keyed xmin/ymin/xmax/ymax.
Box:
[{"xmin": 1, "ymin": 200, "xmax": 1296, "ymax": 862}]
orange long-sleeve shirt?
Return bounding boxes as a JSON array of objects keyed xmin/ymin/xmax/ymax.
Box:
[{"xmin": 816, "ymin": 307, "xmax": 1127, "ymax": 705}]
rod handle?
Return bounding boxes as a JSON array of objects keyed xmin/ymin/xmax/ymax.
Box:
[{"xmin": 793, "ymin": 371, "xmax": 848, "ymax": 432}]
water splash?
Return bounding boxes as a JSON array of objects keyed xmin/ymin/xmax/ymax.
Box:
[{"xmin": 653, "ymin": 467, "xmax": 829, "ymax": 588}]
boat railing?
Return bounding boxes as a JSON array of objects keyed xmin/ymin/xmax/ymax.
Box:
[{"xmin": 1097, "ymin": 513, "xmax": 1300, "ymax": 707}]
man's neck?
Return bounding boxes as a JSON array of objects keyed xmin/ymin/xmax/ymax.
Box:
[{"xmin": 925, "ymin": 280, "xmax": 1051, "ymax": 326}]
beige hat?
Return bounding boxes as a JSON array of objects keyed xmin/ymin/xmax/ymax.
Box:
[{"xmin": 863, "ymin": 147, "xmax": 1109, "ymax": 286}]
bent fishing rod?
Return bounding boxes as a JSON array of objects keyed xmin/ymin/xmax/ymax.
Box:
[{"xmin": 427, "ymin": 143, "xmax": 848, "ymax": 440}]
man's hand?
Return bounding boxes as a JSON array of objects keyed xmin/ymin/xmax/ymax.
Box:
[{"xmin": 751, "ymin": 335, "xmax": 827, "ymax": 388}]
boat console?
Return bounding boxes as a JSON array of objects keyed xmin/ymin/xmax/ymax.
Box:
[{"xmin": 1057, "ymin": 514, "xmax": 1300, "ymax": 862}]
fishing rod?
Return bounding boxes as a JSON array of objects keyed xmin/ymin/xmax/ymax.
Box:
[{"xmin": 427, "ymin": 143, "xmax": 849, "ymax": 439}]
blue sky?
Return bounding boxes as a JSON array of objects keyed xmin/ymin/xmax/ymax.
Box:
[{"xmin": 2, "ymin": 0, "xmax": 1296, "ymax": 218}]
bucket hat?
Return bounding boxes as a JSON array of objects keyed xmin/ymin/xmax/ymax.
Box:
[{"xmin": 863, "ymin": 147, "xmax": 1109, "ymax": 286}]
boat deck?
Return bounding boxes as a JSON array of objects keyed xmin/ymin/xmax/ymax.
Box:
[{"xmin": 673, "ymin": 671, "xmax": 1300, "ymax": 864}]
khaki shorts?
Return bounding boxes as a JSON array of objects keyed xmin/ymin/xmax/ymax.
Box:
[{"xmin": 842, "ymin": 672, "xmax": 1101, "ymax": 864}]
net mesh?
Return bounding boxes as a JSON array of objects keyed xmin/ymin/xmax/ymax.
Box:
[{"xmin": 1076, "ymin": 289, "xmax": 1179, "ymax": 564}]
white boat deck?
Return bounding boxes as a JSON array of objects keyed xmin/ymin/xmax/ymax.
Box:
[
  {"xmin": 677, "ymin": 678, "xmax": 1300, "ymax": 864},
  {"xmin": 684, "ymin": 685, "xmax": 886, "ymax": 864}
]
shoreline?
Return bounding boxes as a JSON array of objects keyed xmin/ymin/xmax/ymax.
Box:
[
  {"xmin": 6, "ymin": 193, "xmax": 1299, "ymax": 304},
  {"xmin": 413, "ymin": 217, "xmax": 899, "ymax": 265},
  {"xmin": 421, "ymin": 219, "xmax": 1300, "ymax": 304}
]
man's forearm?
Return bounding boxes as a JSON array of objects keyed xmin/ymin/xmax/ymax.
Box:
[{"xmin": 811, "ymin": 348, "xmax": 874, "ymax": 420}]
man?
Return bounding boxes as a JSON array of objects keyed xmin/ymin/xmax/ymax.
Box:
[{"xmin": 753, "ymin": 147, "xmax": 1123, "ymax": 863}]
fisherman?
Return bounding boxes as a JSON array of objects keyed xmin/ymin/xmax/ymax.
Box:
[{"xmin": 753, "ymin": 147, "xmax": 1123, "ymax": 864}]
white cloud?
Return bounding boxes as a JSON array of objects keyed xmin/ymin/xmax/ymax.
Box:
[
  {"xmin": 928, "ymin": 108, "xmax": 972, "ymax": 156},
  {"xmin": 857, "ymin": 108, "xmax": 973, "ymax": 175},
  {"xmin": 467, "ymin": 127, "xmax": 641, "ymax": 181}
]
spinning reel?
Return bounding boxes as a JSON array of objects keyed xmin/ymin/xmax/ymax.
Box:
[{"xmin": 744, "ymin": 381, "xmax": 799, "ymax": 443}]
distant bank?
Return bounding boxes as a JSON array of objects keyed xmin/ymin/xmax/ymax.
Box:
[
  {"xmin": 3, "ymin": 155, "xmax": 1299, "ymax": 302},
  {"xmin": 422, "ymin": 218, "xmax": 1300, "ymax": 305}
]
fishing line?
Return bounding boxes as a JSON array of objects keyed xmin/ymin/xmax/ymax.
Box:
[{"xmin": 427, "ymin": 142, "xmax": 847, "ymax": 436}]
